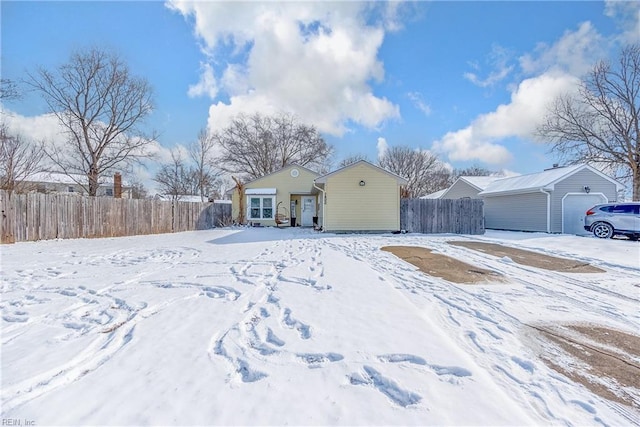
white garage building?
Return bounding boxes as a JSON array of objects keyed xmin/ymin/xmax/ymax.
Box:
[{"xmin": 478, "ymin": 164, "xmax": 624, "ymax": 235}]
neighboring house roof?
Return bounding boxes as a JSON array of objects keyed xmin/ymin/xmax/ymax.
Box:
[
  {"xmin": 314, "ymin": 160, "xmax": 408, "ymax": 185},
  {"xmin": 478, "ymin": 164, "xmax": 624, "ymax": 196},
  {"xmin": 155, "ymin": 194, "xmax": 208, "ymax": 202},
  {"xmin": 421, "ymin": 189, "xmax": 447, "ymax": 199},
  {"xmin": 24, "ymin": 171, "xmax": 131, "ymax": 187},
  {"xmin": 439, "ymin": 175, "xmax": 504, "ymax": 198},
  {"xmin": 458, "ymin": 176, "xmax": 503, "ymax": 191}
]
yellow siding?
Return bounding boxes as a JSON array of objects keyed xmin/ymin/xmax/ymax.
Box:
[
  {"xmin": 324, "ymin": 163, "xmax": 400, "ymax": 231},
  {"xmin": 230, "ymin": 166, "xmax": 320, "ymax": 226}
]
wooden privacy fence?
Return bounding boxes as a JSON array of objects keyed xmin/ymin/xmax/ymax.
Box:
[
  {"xmin": 401, "ymin": 198, "xmax": 484, "ymax": 235},
  {"xmin": 0, "ymin": 190, "xmax": 232, "ymax": 243}
]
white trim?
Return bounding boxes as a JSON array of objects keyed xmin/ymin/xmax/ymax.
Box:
[
  {"xmin": 312, "ymin": 182, "xmax": 326, "ymax": 230},
  {"xmin": 540, "ymin": 188, "xmax": 551, "ymax": 233},
  {"xmin": 245, "ymin": 188, "xmax": 277, "ymax": 195},
  {"xmin": 560, "ymin": 192, "xmax": 607, "ymax": 234},
  {"xmin": 246, "ymin": 195, "xmax": 276, "ymax": 220}
]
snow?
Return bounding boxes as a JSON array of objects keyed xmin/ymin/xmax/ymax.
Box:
[
  {"xmin": 479, "ymin": 164, "xmax": 589, "ymax": 195},
  {"xmin": 459, "ymin": 175, "xmax": 503, "ymax": 190},
  {"xmin": 1, "ymin": 228, "xmax": 638, "ymax": 425},
  {"xmin": 420, "ymin": 188, "xmax": 446, "ymax": 199}
]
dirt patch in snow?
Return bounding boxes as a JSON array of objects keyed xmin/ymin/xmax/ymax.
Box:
[
  {"xmin": 448, "ymin": 241, "xmax": 605, "ymax": 273},
  {"xmin": 381, "ymin": 246, "xmax": 505, "ymax": 284},
  {"xmin": 527, "ymin": 323, "xmax": 640, "ymax": 409}
]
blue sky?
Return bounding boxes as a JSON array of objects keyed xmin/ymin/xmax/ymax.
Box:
[{"xmin": 2, "ymin": 1, "xmax": 639, "ymax": 189}]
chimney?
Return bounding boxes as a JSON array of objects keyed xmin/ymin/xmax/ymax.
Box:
[
  {"xmin": 553, "ymin": 163, "xmax": 559, "ymax": 168},
  {"xmin": 114, "ymin": 173, "xmax": 122, "ymax": 198}
]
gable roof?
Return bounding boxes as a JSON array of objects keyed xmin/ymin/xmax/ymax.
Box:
[
  {"xmin": 24, "ymin": 171, "xmax": 132, "ymax": 187},
  {"xmin": 478, "ymin": 164, "xmax": 624, "ymax": 196},
  {"xmin": 421, "ymin": 188, "xmax": 447, "ymax": 199},
  {"xmin": 225, "ymin": 164, "xmax": 320, "ymax": 194},
  {"xmin": 247, "ymin": 164, "xmax": 320, "ymax": 184},
  {"xmin": 440, "ymin": 175, "xmax": 503, "ymax": 198},
  {"xmin": 314, "ymin": 160, "xmax": 408, "ymax": 185},
  {"xmin": 458, "ymin": 176, "xmax": 503, "ymax": 191}
]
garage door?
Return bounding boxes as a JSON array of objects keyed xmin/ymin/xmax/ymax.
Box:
[{"xmin": 562, "ymin": 193, "xmax": 608, "ymax": 235}]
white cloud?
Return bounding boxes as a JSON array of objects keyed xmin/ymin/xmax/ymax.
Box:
[
  {"xmin": 464, "ymin": 44, "xmax": 514, "ymax": 88},
  {"xmin": 407, "ymin": 92, "xmax": 432, "ymax": 116},
  {"xmin": 1, "ymin": 107, "xmax": 172, "ymax": 192},
  {"xmin": 2, "ymin": 108, "xmax": 64, "ymax": 145},
  {"xmin": 187, "ymin": 63, "xmax": 219, "ymax": 99},
  {"xmin": 376, "ymin": 137, "xmax": 388, "ymax": 160},
  {"xmin": 605, "ymin": 0, "xmax": 640, "ymax": 43},
  {"xmin": 432, "ymin": 72, "xmax": 580, "ymax": 165},
  {"xmin": 167, "ymin": 1, "xmax": 400, "ymax": 136},
  {"xmin": 436, "ymin": 19, "xmax": 611, "ymax": 166},
  {"xmin": 519, "ymin": 22, "xmax": 605, "ymax": 76}
]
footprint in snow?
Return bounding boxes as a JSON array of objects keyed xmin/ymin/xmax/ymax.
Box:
[
  {"xmin": 378, "ymin": 354, "xmax": 427, "ymax": 365},
  {"xmin": 201, "ymin": 286, "xmax": 240, "ymax": 301},
  {"xmin": 378, "ymin": 353, "xmax": 472, "ymax": 378},
  {"xmin": 348, "ymin": 365, "xmax": 421, "ymax": 407},
  {"xmin": 265, "ymin": 328, "xmax": 285, "ymax": 347},
  {"xmin": 282, "ymin": 308, "xmax": 311, "ymax": 339},
  {"xmin": 297, "ymin": 352, "xmax": 344, "ymax": 368}
]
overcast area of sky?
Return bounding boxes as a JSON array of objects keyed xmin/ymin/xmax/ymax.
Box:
[{"xmin": 1, "ymin": 1, "xmax": 639, "ymax": 192}]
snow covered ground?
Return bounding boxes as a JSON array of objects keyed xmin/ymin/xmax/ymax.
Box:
[{"xmin": 1, "ymin": 227, "xmax": 638, "ymax": 426}]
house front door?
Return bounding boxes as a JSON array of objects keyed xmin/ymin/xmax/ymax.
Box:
[{"xmin": 301, "ymin": 196, "xmax": 316, "ymax": 226}]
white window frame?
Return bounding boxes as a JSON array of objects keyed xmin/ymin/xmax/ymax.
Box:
[{"xmin": 247, "ymin": 196, "xmax": 275, "ymax": 220}]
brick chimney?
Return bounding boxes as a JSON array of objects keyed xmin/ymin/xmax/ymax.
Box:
[{"xmin": 114, "ymin": 173, "xmax": 122, "ymax": 198}]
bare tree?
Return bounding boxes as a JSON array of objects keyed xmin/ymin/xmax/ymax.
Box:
[
  {"xmin": 27, "ymin": 48, "xmax": 155, "ymax": 196},
  {"xmin": 1, "ymin": 79, "xmax": 20, "ymax": 101},
  {"xmin": 129, "ymin": 179, "xmax": 149, "ymax": 200},
  {"xmin": 454, "ymin": 165, "xmax": 498, "ymax": 178},
  {"xmin": 232, "ymin": 176, "xmax": 244, "ymax": 225},
  {"xmin": 0, "ymin": 124, "xmax": 44, "ymax": 193},
  {"xmin": 214, "ymin": 112, "xmax": 333, "ymax": 180},
  {"xmin": 378, "ymin": 146, "xmax": 449, "ymax": 198},
  {"xmin": 538, "ymin": 44, "xmax": 640, "ymax": 200},
  {"xmin": 153, "ymin": 150, "xmax": 195, "ymax": 202},
  {"xmin": 338, "ymin": 153, "xmax": 370, "ymax": 168},
  {"xmin": 189, "ymin": 128, "xmax": 221, "ymax": 202}
]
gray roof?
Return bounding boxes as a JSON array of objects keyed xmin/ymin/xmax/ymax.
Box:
[
  {"xmin": 478, "ymin": 164, "xmax": 623, "ymax": 196},
  {"xmin": 421, "ymin": 188, "xmax": 447, "ymax": 199},
  {"xmin": 458, "ymin": 176, "xmax": 503, "ymax": 191}
]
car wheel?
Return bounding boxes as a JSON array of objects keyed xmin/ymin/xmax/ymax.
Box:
[{"xmin": 592, "ymin": 222, "xmax": 614, "ymax": 239}]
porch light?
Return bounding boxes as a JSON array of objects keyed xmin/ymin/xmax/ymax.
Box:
[
  {"xmin": 584, "ymin": 185, "xmax": 591, "ymax": 193},
  {"xmin": 359, "ymin": 180, "xmax": 366, "ymax": 186}
]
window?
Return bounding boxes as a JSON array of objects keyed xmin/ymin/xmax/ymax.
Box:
[
  {"xmin": 612, "ymin": 204, "xmax": 638, "ymax": 214},
  {"xmin": 105, "ymin": 188, "xmax": 114, "ymax": 196},
  {"xmin": 68, "ymin": 186, "xmax": 74, "ymax": 193},
  {"xmin": 248, "ymin": 196, "xmax": 274, "ymax": 220}
]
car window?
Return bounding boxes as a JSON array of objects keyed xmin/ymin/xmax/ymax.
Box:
[
  {"xmin": 612, "ymin": 205, "xmax": 636, "ymax": 214},
  {"xmin": 598, "ymin": 205, "xmax": 614, "ymax": 213}
]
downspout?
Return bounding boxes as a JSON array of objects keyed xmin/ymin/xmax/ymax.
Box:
[
  {"xmin": 313, "ymin": 181, "xmax": 326, "ymax": 231},
  {"xmin": 540, "ymin": 188, "xmax": 551, "ymax": 233}
]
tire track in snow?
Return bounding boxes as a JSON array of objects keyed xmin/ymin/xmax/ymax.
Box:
[{"xmin": 324, "ymin": 236, "xmax": 637, "ymax": 424}]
